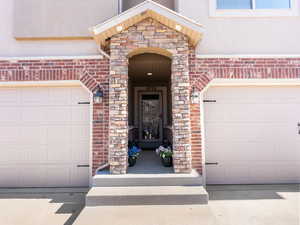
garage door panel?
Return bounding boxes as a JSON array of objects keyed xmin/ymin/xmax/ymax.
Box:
[
  {"xmin": 45, "ymin": 166, "xmax": 72, "ymax": 187},
  {"xmin": 45, "ymin": 107, "xmax": 72, "ymax": 123},
  {"xmin": 205, "ymin": 123, "xmax": 276, "ymax": 142},
  {"xmin": 71, "ymin": 168, "xmax": 90, "ymax": 187},
  {"xmin": 0, "ymin": 126, "xmax": 20, "ymax": 141},
  {"xmin": 0, "ymin": 167, "xmax": 20, "ymax": 187},
  {"xmin": 71, "ymin": 142, "xmax": 90, "ymax": 161},
  {"xmin": 23, "ymin": 146, "xmax": 47, "ymax": 162},
  {"xmin": 21, "ymin": 88, "xmax": 50, "ymax": 105},
  {"xmin": 206, "ymin": 165, "xmax": 226, "ymax": 184},
  {"xmin": 0, "ymin": 88, "xmax": 20, "ymax": 105},
  {"xmin": 20, "ymin": 166, "xmax": 47, "ymax": 187},
  {"xmin": 21, "ymin": 126, "xmax": 47, "ymax": 144},
  {"xmin": 46, "ymin": 144, "xmax": 71, "ymax": 162},
  {"xmin": 0, "ymin": 86, "xmax": 90, "ymax": 187},
  {"xmin": 71, "ymin": 106, "xmax": 90, "ymax": 123},
  {"xmin": 207, "ymin": 141, "xmax": 276, "ymax": 162},
  {"xmin": 71, "ymin": 125, "xmax": 89, "ymax": 140},
  {"xmin": 47, "ymin": 126, "xmax": 71, "ymax": 141},
  {"xmin": 0, "ymin": 107, "xmax": 21, "ymax": 122},
  {"xmin": 48, "ymin": 88, "xmax": 72, "ymax": 105},
  {"xmin": 0, "ymin": 148, "xmax": 25, "ymax": 163},
  {"xmin": 21, "ymin": 107, "xmax": 46, "ymax": 122},
  {"xmin": 204, "ymin": 86, "xmax": 300, "ymax": 184},
  {"xmin": 71, "ymin": 87, "xmax": 90, "ymax": 103}
]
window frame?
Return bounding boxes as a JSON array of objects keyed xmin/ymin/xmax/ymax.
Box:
[{"xmin": 209, "ymin": 0, "xmax": 299, "ymax": 17}]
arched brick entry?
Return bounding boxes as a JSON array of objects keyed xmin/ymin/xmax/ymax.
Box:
[{"xmin": 109, "ymin": 18, "xmax": 192, "ymax": 174}]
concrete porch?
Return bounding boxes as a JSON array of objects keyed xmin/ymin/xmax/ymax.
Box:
[
  {"xmin": 89, "ymin": 150, "xmax": 207, "ymax": 206},
  {"xmin": 128, "ymin": 150, "xmax": 173, "ymax": 174}
]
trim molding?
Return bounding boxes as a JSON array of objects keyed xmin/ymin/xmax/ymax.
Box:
[
  {"xmin": 15, "ymin": 37, "xmax": 93, "ymax": 41},
  {"xmin": 0, "ymin": 55, "xmax": 103, "ymax": 61},
  {"xmin": 196, "ymin": 54, "xmax": 300, "ymax": 59},
  {"xmin": 0, "ymin": 80, "xmax": 82, "ymax": 88},
  {"xmin": 209, "ymin": 78, "xmax": 300, "ymax": 87}
]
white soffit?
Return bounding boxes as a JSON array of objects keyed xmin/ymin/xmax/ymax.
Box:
[{"xmin": 90, "ymin": 0, "xmax": 204, "ymax": 47}]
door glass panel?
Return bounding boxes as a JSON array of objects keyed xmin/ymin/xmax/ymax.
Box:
[{"xmin": 141, "ymin": 94, "xmax": 161, "ymax": 141}]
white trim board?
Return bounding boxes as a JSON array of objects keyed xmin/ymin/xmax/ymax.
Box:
[
  {"xmin": 209, "ymin": 79, "xmax": 300, "ymax": 87},
  {"xmin": 0, "ymin": 80, "xmax": 82, "ymax": 88},
  {"xmin": 0, "ymin": 55, "xmax": 103, "ymax": 62},
  {"xmin": 196, "ymin": 54, "xmax": 300, "ymax": 59}
]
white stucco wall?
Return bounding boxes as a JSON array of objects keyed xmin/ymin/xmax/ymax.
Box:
[
  {"xmin": 0, "ymin": 0, "xmax": 99, "ymax": 57},
  {"xmin": 1, "ymin": 0, "xmax": 300, "ymax": 57},
  {"xmin": 177, "ymin": 0, "xmax": 300, "ymax": 55}
]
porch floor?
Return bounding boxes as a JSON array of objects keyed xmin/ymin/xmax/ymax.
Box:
[{"xmin": 127, "ymin": 150, "xmax": 173, "ymax": 174}]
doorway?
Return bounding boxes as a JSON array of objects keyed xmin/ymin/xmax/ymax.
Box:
[
  {"xmin": 128, "ymin": 53, "xmax": 173, "ymax": 173},
  {"xmin": 139, "ymin": 92, "xmax": 163, "ymax": 148}
]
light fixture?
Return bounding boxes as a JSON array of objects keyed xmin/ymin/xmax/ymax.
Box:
[
  {"xmin": 93, "ymin": 85, "xmax": 104, "ymax": 104},
  {"xmin": 147, "ymin": 72, "xmax": 153, "ymax": 76},
  {"xmin": 175, "ymin": 24, "xmax": 182, "ymax": 31},
  {"xmin": 116, "ymin": 25, "xmax": 123, "ymax": 32}
]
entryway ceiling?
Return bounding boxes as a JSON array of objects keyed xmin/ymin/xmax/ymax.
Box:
[{"xmin": 129, "ymin": 53, "xmax": 171, "ymax": 83}]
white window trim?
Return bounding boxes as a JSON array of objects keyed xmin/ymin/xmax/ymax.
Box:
[{"xmin": 209, "ymin": 0, "xmax": 299, "ymax": 17}]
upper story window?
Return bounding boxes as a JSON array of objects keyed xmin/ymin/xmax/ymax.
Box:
[
  {"xmin": 217, "ymin": 0, "xmax": 291, "ymax": 10},
  {"xmin": 210, "ymin": 0, "xmax": 298, "ymax": 17}
]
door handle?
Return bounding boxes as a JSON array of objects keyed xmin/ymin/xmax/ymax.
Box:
[
  {"xmin": 77, "ymin": 164, "xmax": 90, "ymax": 168},
  {"xmin": 205, "ymin": 162, "xmax": 218, "ymax": 165}
]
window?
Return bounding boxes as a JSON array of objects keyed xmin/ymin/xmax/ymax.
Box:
[
  {"xmin": 210, "ymin": 0, "xmax": 298, "ymax": 17},
  {"xmin": 217, "ymin": 0, "xmax": 252, "ymax": 9},
  {"xmin": 217, "ymin": 0, "xmax": 291, "ymax": 10}
]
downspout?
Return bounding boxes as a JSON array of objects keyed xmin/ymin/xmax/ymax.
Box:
[
  {"xmin": 97, "ymin": 45, "xmax": 110, "ymax": 59},
  {"xmin": 118, "ymin": 0, "xmax": 123, "ymax": 14},
  {"xmin": 95, "ymin": 45, "xmax": 110, "ymax": 174}
]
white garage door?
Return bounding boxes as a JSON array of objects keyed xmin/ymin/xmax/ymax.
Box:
[
  {"xmin": 204, "ymin": 86, "xmax": 300, "ymax": 184},
  {"xmin": 0, "ymin": 86, "xmax": 90, "ymax": 187}
]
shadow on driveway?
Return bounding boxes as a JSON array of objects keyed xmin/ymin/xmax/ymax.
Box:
[
  {"xmin": 0, "ymin": 188, "xmax": 89, "ymax": 225},
  {"xmin": 206, "ymin": 184, "xmax": 300, "ymax": 201}
]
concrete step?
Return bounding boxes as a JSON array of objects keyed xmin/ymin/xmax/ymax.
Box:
[
  {"xmin": 86, "ymin": 186, "xmax": 208, "ymax": 206},
  {"xmin": 93, "ymin": 170, "xmax": 203, "ymax": 187}
]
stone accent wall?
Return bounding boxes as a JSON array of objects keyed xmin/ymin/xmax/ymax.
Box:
[
  {"xmin": 109, "ymin": 18, "xmax": 192, "ymax": 174},
  {"xmin": 0, "ymin": 58, "xmax": 110, "ymax": 175},
  {"xmin": 189, "ymin": 50, "xmax": 300, "ymax": 173}
]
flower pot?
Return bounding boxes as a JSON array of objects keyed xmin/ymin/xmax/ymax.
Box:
[
  {"xmin": 161, "ymin": 156, "xmax": 173, "ymax": 167},
  {"xmin": 128, "ymin": 156, "xmax": 137, "ymax": 167}
]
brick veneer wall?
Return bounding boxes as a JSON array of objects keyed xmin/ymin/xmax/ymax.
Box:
[
  {"xmin": 0, "ymin": 58, "xmax": 110, "ymax": 175},
  {"xmin": 0, "ymin": 46, "xmax": 299, "ymax": 176},
  {"xmin": 109, "ymin": 18, "xmax": 192, "ymax": 174},
  {"xmin": 189, "ymin": 50, "xmax": 300, "ymax": 173}
]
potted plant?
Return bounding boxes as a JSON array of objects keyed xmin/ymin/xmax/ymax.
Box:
[
  {"xmin": 156, "ymin": 146, "xmax": 173, "ymax": 167},
  {"xmin": 128, "ymin": 142, "xmax": 141, "ymax": 167}
]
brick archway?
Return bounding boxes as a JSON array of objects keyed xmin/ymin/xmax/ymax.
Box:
[{"xmin": 108, "ymin": 18, "xmax": 192, "ymax": 174}]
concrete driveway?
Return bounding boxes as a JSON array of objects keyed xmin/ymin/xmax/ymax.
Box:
[
  {"xmin": 0, "ymin": 185, "xmax": 299, "ymax": 225},
  {"xmin": 206, "ymin": 184, "xmax": 300, "ymax": 225},
  {"xmin": 0, "ymin": 188, "xmax": 89, "ymax": 225}
]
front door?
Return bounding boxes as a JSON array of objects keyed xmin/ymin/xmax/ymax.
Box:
[{"xmin": 139, "ymin": 92, "xmax": 163, "ymax": 149}]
